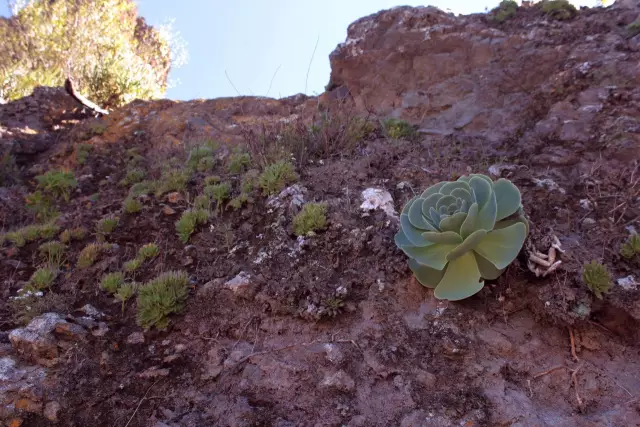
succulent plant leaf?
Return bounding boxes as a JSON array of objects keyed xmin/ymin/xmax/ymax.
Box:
[
  {"xmin": 474, "ymin": 222, "xmax": 527, "ymax": 270},
  {"xmin": 460, "ymin": 202, "xmax": 479, "ymax": 239},
  {"xmin": 408, "ymin": 258, "xmax": 445, "ymax": 288},
  {"xmin": 436, "ymin": 195, "xmax": 457, "ymax": 212},
  {"xmin": 433, "ymin": 252, "xmax": 484, "ymax": 300},
  {"xmin": 408, "ymin": 197, "xmax": 436, "ymax": 230},
  {"xmin": 474, "ymin": 252, "xmax": 504, "ymax": 280},
  {"xmin": 446, "ymin": 229, "xmax": 488, "ymax": 261},
  {"xmin": 420, "ymin": 181, "xmax": 446, "ymax": 199},
  {"xmin": 422, "ymin": 231, "xmax": 463, "ymax": 245},
  {"xmin": 401, "ymin": 243, "xmax": 458, "ymax": 270},
  {"xmin": 475, "ymin": 190, "xmax": 498, "ymax": 232},
  {"xmin": 440, "ymin": 181, "xmax": 471, "ymax": 195},
  {"xmin": 450, "ymin": 188, "xmax": 473, "ymax": 206},
  {"xmin": 440, "ymin": 212, "xmax": 467, "ymax": 234},
  {"xmin": 429, "ymin": 207, "xmax": 441, "ymax": 227},
  {"xmin": 494, "ymin": 178, "xmax": 522, "ymax": 221},
  {"xmin": 401, "ymin": 213, "xmax": 433, "ymax": 247},
  {"xmin": 469, "ymin": 176, "xmax": 492, "ymax": 210},
  {"xmin": 394, "ymin": 229, "xmax": 413, "ymax": 248},
  {"xmin": 422, "ymin": 193, "xmax": 442, "ymax": 218}
]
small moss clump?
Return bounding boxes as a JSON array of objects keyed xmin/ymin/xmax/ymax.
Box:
[
  {"xmin": 194, "ymin": 194, "xmax": 210, "ymax": 210},
  {"xmin": 124, "ymin": 257, "xmax": 143, "ymax": 273},
  {"xmin": 123, "ymin": 197, "xmax": 143, "ymax": 214},
  {"xmin": 120, "ymin": 168, "xmax": 146, "ymax": 186},
  {"xmin": 60, "ymin": 227, "xmax": 88, "ymax": 243},
  {"xmin": 136, "ymin": 270, "xmax": 190, "ymax": 329},
  {"xmin": 227, "ymin": 151, "xmax": 250, "ymax": 174},
  {"xmin": 155, "ymin": 169, "xmax": 190, "ymax": 197},
  {"xmin": 101, "ymin": 272, "xmax": 125, "ymax": 294},
  {"xmin": 620, "ymin": 233, "xmax": 640, "ymax": 260},
  {"xmin": 77, "ymin": 243, "xmax": 103, "ymax": 269},
  {"xmin": 292, "ymin": 203, "xmax": 328, "ymax": 236},
  {"xmin": 25, "ymin": 191, "xmax": 59, "ymax": 222},
  {"xmin": 115, "ymin": 282, "xmax": 138, "ymax": 313},
  {"xmin": 539, "ymin": 0, "xmax": 577, "ymax": 21},
  {"xmin": 35, "ymin": 169, "xmax": 78, "ymax": 201},
  {"xmin": 29, "ymin": 267, "xmax": 58, "ymax": 290},
  {"xmin": 582, "ymin": 261, "xmax": 612, "ymax": 299},
  {"xmin": 129, "ymin": 181, "xmax": 155, "ymax": 197},
  {"xmin": 258, "ymin": 160, "xmax": 299, "ymax": 196},
  {"xmin": 75, "ymin": 143, "xmax": 92, "ymax": 165},
  {"xmin": 138, "ymin": 243, "xmax": 160, "ymax": 260},
  {"xmin": 38, "ymin": 241, "xmax": 66, "ymax": 267},
  {"xmin": 175, "ymin": 208, "xmax": 210, "ymax": 243},
  {"xmin": 186, "ymin": 145, "xmax": 215, "ymax": 171},
  {"xmin": 3, "ymin": 222, "xmax": 60, "ymax": 248},
  {"xmin": 204, "ymin": 183, "xmax": 231, "ymax": 213},
  {"xmin": 204, "ymin": 175, "xmax": 221, "ymax": 186},
  {"xmin": 383, "ymin": 118, "xmax": 417, "ymax": 140},
  {"xmin": 96, "ymin": 215, "xmax": 119, "ymax": 237}
]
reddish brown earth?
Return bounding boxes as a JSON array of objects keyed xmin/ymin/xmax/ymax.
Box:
[{"xmin": 1, "ymin": 2, "xmax": 640, "ymax": 426}]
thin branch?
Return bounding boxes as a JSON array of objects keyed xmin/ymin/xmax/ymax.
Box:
[
  {"xmin": 225, "ymin": 69, "xmax": 242, "ymax": 96},
  {"xmin": 123, "ymin": 379, "xmax": 161, "ymax": 427},
  {"xmin": 304, "ymin": 35, "xmax": 320, "ymax": 94},
  {"xmin": 266, "ymin": 64, "xmax": 281, "ymax": 98}
]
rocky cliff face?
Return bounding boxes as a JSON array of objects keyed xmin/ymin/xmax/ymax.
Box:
[{"xmin": 1, "ymin": 2, "xmax": 640, "ymax": 426}]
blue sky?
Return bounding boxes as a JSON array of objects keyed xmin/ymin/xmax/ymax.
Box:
[{"xmin": 2, "ymin": 0, "xmax": 604, "ymax": 101}]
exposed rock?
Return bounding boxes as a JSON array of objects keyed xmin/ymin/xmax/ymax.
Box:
[
  {"xmin": 43, "ymin": 401, "xmax": 61, "ymax": 422},
  {"xmin": 617, "ymin": 276, "xmax": 638, "ymax": 290},
  {"xmin": 581, "ymin": 217, "xmax": 597, "ymax": 229},
  {"xmin": 8, "ymin": 313, "xmax": 68, "ymax": 366},
  {"xmin": 127, "ymin": 332, "xmax": 145, "ymax": 345},
  {"xmin": 224, "ymin": 272, "xmax": 259, "ymax": 300},
  {"xmin": 54, "ymin": 322, "xmax": 87, "ymax": 341},
  {"xmin": 360, "ymin": 188, "xmax": 397, "ymax": 219},
  {"xmin": 163, "ymin": 205, "xmax": 177, "ymax": 215},
  {"xmin": 319, "ymin": 370, "xmax": 355, "ymax": 393},
  {"xmin": 166, "ymin": 192, "xmax": 183, "ymax": 204},
  {"xmin": 91, "ymin": 322, "xmax": 109, "ymax": 337},
  {"xmin": 323, "ymin": 343, "xmax": 345, "ymax": 365},
  {"xmin": 79, "ymin": 304, "xmax": 104, "ymax": 319}
]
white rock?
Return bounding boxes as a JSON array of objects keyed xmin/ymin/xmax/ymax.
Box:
[
  {"xmin": 579, "ymin": 199, "xmax": 593, "ymax": 210},
  {"xmin": 224, "ymin": 272, "xmax": 257, "ymax": 299},
  {"xmin": 360, "ymin": 188, "xmax": 397, "ymax": 218},
  {"xmin": 488, "ymin": 164, "xmax": 517, "ymax": 177},
  {"xmin": 617, "ymin": 275, "xmax": 638, "ymax": 290},
  {"xmin": 127, "ymin": 332, "xmax": 145, "ymax": 344},
  {"xmin": 532, "ymin": 178, "xmax": 566, "ymax": 194}
]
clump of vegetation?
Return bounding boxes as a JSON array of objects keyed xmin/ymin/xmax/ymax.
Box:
[
  {"xmin": 382, "ymin": 118, "xmax": 418, "ymax": 140},
  {"xmin": 123, "ymin": 197, "xmax": 143, "ymax": 214},
  {"xmin": 120, "ymin": 168, "xmax": 146, "ymax": 186},
  {"xmin": 627, "ymin": 19, "xmax": 640, "ymax": 37},
  {"xmin": 620, "ymin": 233, "xmax": 640, "ymax": 259},
  {"xmin": 124, "ymin": 257, "xmax": 143, "ymax": 273},
  {"xmin": 204, "ymin": 183, "xmax": 231, "ymax": 213},
  {"xmin": 175, "ymin": 208, "xmax": 209, "ymax": 243},
  {"xmin": 227, "ymin": 151, "xmax": 251, "ymax": 174},
  {"xmin": 0, "ymin": 153, "xmax": 19, "ymax": 187},
  {"xmin": 395, "ymin": 174, "xmax": 529, "ymax": 301},
  {"xmin": 101, "ymin": 272, "xmax": 125, "ymax": 294},
  {"xmin": 136, "ymin": 270, "xmax": 190, "ymax": 329},
  {"xmin": 29, "ymin": 266, "xmax": 58, "ymax": 290},
  {"xmin": 129, "ymin": 181, "xmax": 155, "ymax": 197},
  {"xmin": 59, "ymin": 227, "xmax": 88, "ymax": 244},
  {"xmin": 138, "ymin": 243, "xmax": 160, "ymax": 260},
  {"xmin": 25, "ymin": 191, "xmax": 59, "ymax": 222},
  {"xmin": 490, "ymin": 0, "xmax": 518, "ymax": 23},
  {"xmin": 9, "ymin": 290, "xmax": 67, "ymax": 325},
  {"xmin": 77, "ymin": 243, "xmax": 104, "ymax": 269},
  {"xmin": 96, "ymin": 215, "xmax": 119, "ymax": 238},
  {"xmin": 38, "ymin": 241, "xmax": 66, "ymax": 267},
  {"xmin": 258, "ymin": 160, "xmax": 299, "ymax": 196},
  {"xmin": 228, "ymin": 193, "xmax": 250, "ymax": 211},
  {"xmin": 293, "ymin": 203, "xmax": 328, "ymax": 236},
  {"xmin": 115, "ymin": 282, "xmax": 138, "ymax": 313},
  {"xmin": 0, "ymin": 0, "xmax": 178, "ymax": 106},
  {"xmin": 3, "ymin": 222, "xmax": 60, "ymax": 248},
  {"xmin": 204, "ymin": 175, "xmax": 221, "ymax": 186},
  {"xmin": 155, "ymin": 169, "xmax": 190, "ymax": 197},
  {"xmin": 582, "ymin": 261, "xmax": 612, "ymax": 299},
  {"xmin": 186, "ymin": 145, "xmax": 216, "ymax": 172},
  {"xmin": 539, "ymin": 0, "xmax": 577, "ymax": 20},
  {"xmin": 75, "ymin": 143, "xmax": 92, "ymax": 165},
  {"xmin": 35, "ymin": 169, "xmax": 78, "ymax": 201},
  {"xmin": 194, "ymin": 194, "xmax": 210, "ymax": 210}
]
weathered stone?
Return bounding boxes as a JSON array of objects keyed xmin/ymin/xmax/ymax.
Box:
[
  {"xmin": 319, "ymin": 370, "xmax": 355, "ymax": 393},
  {"xmin": 127, "ymin": 332, "xmax": 145, "ymax": 345},
  {"xmin": 80, "ymin": 304, "xmax": 104, "ymax": 319},
  {"xmin": 163, "ymin": 205, "xmax": 176, "ymax": 215},
  {"xmin": 54, "ymin": 322, "xmax": 87, "ymax": 341},
  {"xmin": 166, "ymin": 192, "xmax": 183, "ymax": 204},
  {"xmin": 224, "ymin": 272, "xmax": 259, "ymax": 300},
  {"xmin": 92, "ymin": 322, "xmax": 109, "ymax": 337},
  {"xmin": 43, "ymin": 401, "xmax": 62, "ymax": 421},
  {"xmin": 8, "ymin": 313, "xmax": 67, "ymax": 366},
  {"xmin": 323, "ymin": 343, "xmax": 345, "ymax": 365}
]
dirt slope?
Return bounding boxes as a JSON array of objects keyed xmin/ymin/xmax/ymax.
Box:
[{"xmin": 1, "ymin": 2, "xmax": 640, "ymax": 426}]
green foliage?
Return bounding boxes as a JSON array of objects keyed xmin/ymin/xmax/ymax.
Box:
[
  {"xmin": 35, "ymin": 169, "xmax": 77, "ymax": 201},
  {"xmin": 204, "ymin": 175, "xmax": 221, "ymax": 186},
  {"xmin": 138, "ymin": 243, "xmax": 160, "ymax": 260},
  {"xmin": 175, "ymin": 208, "xmax": 209, "ymax": 243},
  {"xmin": 136, "ymin": 270, "xmax": 190, "ymax": 329},
  {"xmin": 75, "ymin": 143, "xmax": 92, "ymax": 165},
  {"xmin": 627, "ymin": 20, "xmax": 640, "ymax": 37},
  {"xmin": 227, "ymin": 151, "xmax": 251, "ymax": 174},
  {"xmin": 124, "ymin": 257, "xmax": 143, "ymax": 273},
  {"xmin": 196, "ymin": 156, "xmax": 216, "ymax": 172},
  {"xmin": 490, "ymin": 0, "xmax": 519, "ymax": 23},
  {"xmin": 382, "ymin": 118, "xmax": 418, "ymax": 140},
  {"xmin": 38, "ymin": 241, "xmax": 66, "ymax": 267},
  {"xmin": 123, "ymin": 197, "xmax": 143, "ymax": 214},
  {"xmin": 539, "ymin": 0, "xmax": 577, "ymax": 20},
  {"xmin": 9, "ymin": 290, "xmax": 67, "ymax": 325},
  {"xmin": 96, "ymin": 215, "xmax": 119, "ymax": 236},
  {"xmin": 293, "ymin": 203, "xmax": 328, "ymax": 236},
  {"xmin": 258, "ymin": 160, "xmax": 299, "ymax": 196},
  {"xmin": 60, "ymin": 227, "xmax": 88, "ymax": 244},
  {"xmin": 0, "ymin": 152, "xmax": 19, "ymax": 187},
  {"xmin": 155, "ymin": 169, "xmax": 190, "ymax": 197},
  {"xmin": 29, "ymin": 266, "xmax": 58, "ymax": 290},
  {"xmin": 101, "ymin": 272, "xmax": 125, "ymax": 294},
  {"xmin": 395, "ymin": 174, "xmax": 529, "ymax": 301},
  {"xmin": 115, "ymin": 282, "xmax": 138, "ymax": 312},
  {"xmin": 77, "ymin": 243, "xmax": 103, "ymax": 269},
  {"xmin": 3, "ymin": 222, "xmax": 60, "ymax": 247},
  {"xmin": 204, "ymin": 183, "xmax": 231, "ymax": 212},
  {"xmin": 129, "ymin": 180, "xmax": 155, "ymax": 197},
  {"xmin": 620, "ymin": 233, "xmax": 640, "ymax": 259},
  {"xmin": 120, "ymin": 168, "xmax": 146, "ymax": 186},
  {"xmin": 228, "ymin": 193, "xmax": 250, "ymax": 211},
  {"xmin": 0, "ymin": 0, "xmax": 174, "ymax": 106},
  {"xmin": 582, "ymin": 261, "xmax": 612, "ymax": 299},
  {"xmin": 25, "ymin": 191, "xmax": 59, "ymax": 222},
  {"xmin": 186, "ymin": 146, "xmax": 215, "ymax": 170},
  {"xmin": 194, "ymin": 194, "xmax": 210, "ymax": 210}
]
